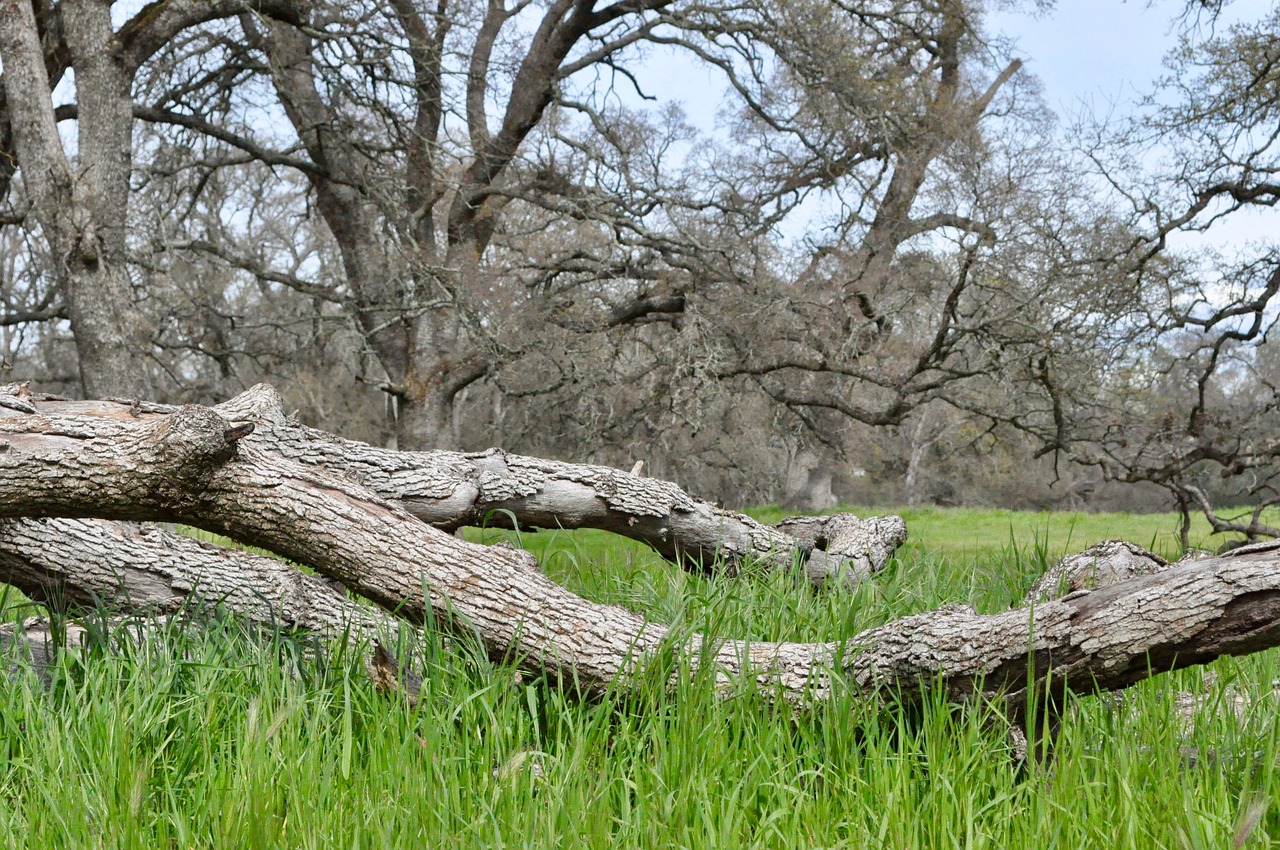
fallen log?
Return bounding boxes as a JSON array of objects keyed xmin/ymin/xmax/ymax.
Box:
[
  {"xmin": 1, "ymin": 382, "xmax": 905, "ymax": 587},
  {"xmin": 2, "ymin": 393, "xmax": 1280, "ymax": 714},
  {"xmin": 1023, "ymin": 539, "xmax": 1170, "ymax": 604},
  {"xmin": 0, "ymin": 517, "xmax": 398, "ymax": 644}
]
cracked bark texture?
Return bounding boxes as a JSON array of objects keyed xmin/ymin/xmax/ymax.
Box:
[
  {"xmin": 3, "ymin": 393, "xmax": 1280, "ymax": 711},
  {"xmin": 774, "ymin": 514, "xmax": 909, "ymax": 586},
  {"xmin": 1023, "ymin": 540, "xmax": 1171, "ymax": 604},
  {"xmin": 0, "ymin": 2, "xmax": 301, "ymax": 398},
  {"xmin": 0, "ymin": 517, "xmax": 400, "ymax": 644},
  {"xmin": 4, "ymin": 383, "xmax": 905, "ymax": 587}
]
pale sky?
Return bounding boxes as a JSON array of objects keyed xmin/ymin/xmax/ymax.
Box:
[
  {"xmin": 75, "ymin": 0, "xmax": 1280, "ymax": 253},
  {"xmin": 989, "ymin": 0, "xmax": 1275, "ymax": 118},
  {"xmin": 625, "ymin": 1, "xmax": 1278, "ymax": 250}
]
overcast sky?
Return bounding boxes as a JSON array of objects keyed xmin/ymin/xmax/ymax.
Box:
[
  {"xmin": 995, "ymin": 0, "xmax": 1277, "ymax": 249},
  {"xmin": 989, "ymin": 0, "xmax": 1275, "ymax": 119},
  {"xmin": 627, "ymin": 1, "xmax": 1277, "ymax": 249},
  {"xmin": 635, "ymin": 1, "xmax": 1275, "ymax": 129}
]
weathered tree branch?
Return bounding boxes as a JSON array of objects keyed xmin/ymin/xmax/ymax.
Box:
[
  {"xmin": 0, "ymin": 517, "xmax": 398, "ymax": 644},
  {"xmin": 5, "ymin": 383, "xmax": 905, "ymax": 586},
  {"xmin": 1, "ymin": 390, "xmax": 1280, "ymax": 715},
  {"xmin": 1023, "ymin": 539, "xmax": 1170, "ymax": 603},
  {"xmin": 118, "ymin": 0, "xmax": 304, "ymax": 75},
  {"xmin": 0, "ymin": 304, "xmax": 66, "ymax": 326}
]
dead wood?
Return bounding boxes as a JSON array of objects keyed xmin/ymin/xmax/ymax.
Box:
[
  {"xmin": 1023, "ymin": 539, "xmax": 1171, "ymax": 604},
  {"xmin": 2, "ymin": 383, "xmax": 904, "ymax": 587},
  {"xmin": 0, "ymin": 391, "xmax": 1278, "ymax": 714},
  {"xmin": 0, "ymin": 517, "xmax": 399, "ymax": 643}
]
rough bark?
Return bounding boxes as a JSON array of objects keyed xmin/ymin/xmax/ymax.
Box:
[
  {"xmin": 3, "ymin": 391, "xmax": 1280, "ymax": 714},
  {"xmin": 6, "ymin": 383, "xmax": 906, "ymax": 586},
  {"xmin": 0, "ymin": 1, "xmax": 301, "ymax": 398},
  {"xmin": 1023, "ymin": 540, "xmax": 1171, "ymax": 604},
  {"xmin": 0, "ymin": 517, "xmax": 400, "ymax": 645},
  {"xmin": 774, "ymin": 514, "xmax": 909, "ymax": 586}
]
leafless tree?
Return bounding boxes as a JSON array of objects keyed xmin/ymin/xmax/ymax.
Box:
[
  {"xmin": 986, "ymin": 5, "xmax": 1280, "ymax": 547},
  {"xmin": 0, "ymin": 0, "xmax": 305, "ymax": 397},
  {"xmin": 111, "ymin": 0, "xmax": 717, "ymax": 449},
  {"xmin": 86, "ymin": 0, "xmax": 1056, "ymax": 471}
]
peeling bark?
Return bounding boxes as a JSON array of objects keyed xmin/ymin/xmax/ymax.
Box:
[{"xmin": 1, "ymin": 390, "xmax": 1280, "ymax": 713}]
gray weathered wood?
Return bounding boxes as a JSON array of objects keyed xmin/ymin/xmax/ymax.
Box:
[
  {"xmin": 1024, "ymin": 539, "xmax": 1170, "ymax": 604},
  {"xmin": 2, "ymin": 395, "xmax": 1280, "ymax": 711},
  {"xmin": 0, "ymin": 517, "xmax": 399, "ymax": 644},
  {"xmin": 4, "ymin": 383, "xmax": 905, "ymax": 586}
]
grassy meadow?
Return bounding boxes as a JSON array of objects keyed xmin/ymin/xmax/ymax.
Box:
[{"xmin": 2, "ymin": 507, "xmax": 1278, "ymax": 848}]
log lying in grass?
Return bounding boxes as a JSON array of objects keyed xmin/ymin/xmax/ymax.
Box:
[
  {"xmin": 3, "ymin": 389, "xmax": 1280, "ymax": 714},
  {"xmin": 860, "ymin": 540, "xmax": 1280, "ymax": 708},
  {"xmin": 0, "ymin": 517, "xmax": 399, "ymax": 644},
  {"xmin": 3, "ymin": 383, "xmax": 904, "ymax": 587}
]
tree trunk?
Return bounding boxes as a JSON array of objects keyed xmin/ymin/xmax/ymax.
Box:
[
  {"xmin": 0, "ymin": 1, "xmax": 153, "ymax": 398},
  {"xmin": 396, "ymin": 385, "xmax": 461, "ymax": 452},
  {"xmin": 784, "ymin": 449, "xmax": 838, "ymax": 512},
  {"xmin": 66, "ymin": 265, "xmax": 153, "ymax": 399},
  {"xmin": 255, "ymin": 16, "xmax": 490, "ymax": 456},
  {"xmin": 2, "ymin": 386, "xmax": 1280, "ymax": 715}
]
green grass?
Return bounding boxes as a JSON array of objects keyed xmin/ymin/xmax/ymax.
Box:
[{"xmin": 2, "ymin": 507, "xmax": 1278, "ymax": 848}]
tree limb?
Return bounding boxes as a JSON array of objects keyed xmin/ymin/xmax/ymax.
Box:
[
  {"xmin": 0, "ymin": 394, "xmax": 1279, "ymax": 714},
  {"xmin": 118, "ymin": 0, "xmax": 304, "ymax": 75},
  {"xmin": 6, "ymin": 383, "xmax": 905, "ymax": 585},
  {"xmin": 0, "ymin": 517, "xmax": 398, "ymax": 644}
]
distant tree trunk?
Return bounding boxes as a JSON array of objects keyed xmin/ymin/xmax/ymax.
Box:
[
  {"xmin": 395, "ymin": 388, "xmax": 458, "ymax": 452},
  {"xmin": 0, "ymin": 0, "xmax": 151, "ymax": 397},
  {"xmin": 903, "ymin": 431, "xmax": 928, "ymax": 507},
  {"xmin": 1, "ymin": 0, "xmax": 302, "ymax": 399},
  {"xmin": 59, "ymin": 1, "xmax": 153, "ymax": 397},
  {"xmin": 784, "ymin": 449, "xmax": 838, "ymax": 512}
]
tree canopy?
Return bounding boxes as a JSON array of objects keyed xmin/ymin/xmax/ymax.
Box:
[{"xmin": 0, "ymin": 0, "xmax": 1277, "ymax": 535}]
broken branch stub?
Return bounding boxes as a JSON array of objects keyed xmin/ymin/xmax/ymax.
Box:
[
  {"xmin": 1024, "ymin": 539, "xmax": 1171, "ymax": 604},
  {"xmin": 774, "ymin": 514, "xmax": 908, "ymax": 587}
]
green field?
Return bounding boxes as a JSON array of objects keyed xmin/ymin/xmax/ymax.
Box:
[{"xmin": 2, "ymin": 508, "xmax": 1277, "ymax": 848}]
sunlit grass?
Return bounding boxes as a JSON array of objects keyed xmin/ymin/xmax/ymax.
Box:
[{"xmin": 1, "ymin": 507, "xmax": 1277, "ymax": 848}]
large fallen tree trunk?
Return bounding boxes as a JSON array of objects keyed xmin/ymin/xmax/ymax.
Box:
[
  {"xmin": 3, "ymin": 390, "xmax": 1280, "ymax": 715},
  {"xmin": 1, "ymin": 383, "xmax": 905, "ymax": 587}
]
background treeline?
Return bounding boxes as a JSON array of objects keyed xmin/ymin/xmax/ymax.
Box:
[{"xmin": 1, "ymin": 0, "xmax": 1276, "ymax": 533}]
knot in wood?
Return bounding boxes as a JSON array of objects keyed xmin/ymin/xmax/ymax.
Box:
[
  {"xmin": 223, "ymin": 423, "xmax": 255, "ymax": 443},
  {"xmin": 149, "ymin": 406, "xmax": 244, "ymax": 473}
]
